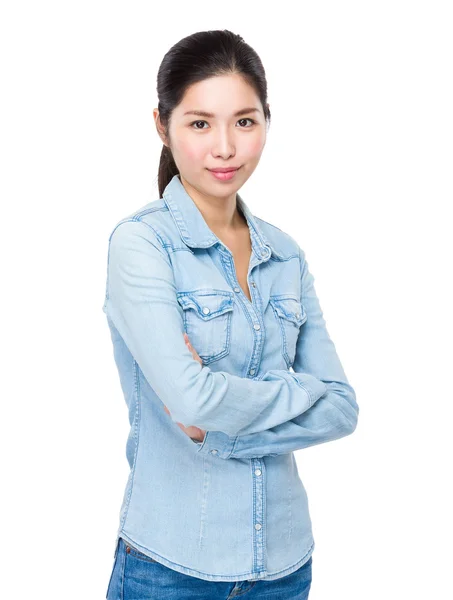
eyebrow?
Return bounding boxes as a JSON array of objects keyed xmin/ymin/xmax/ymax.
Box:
[{"xmin": 183, "ymin": 107, "xmax": 260, "ymax": 118}]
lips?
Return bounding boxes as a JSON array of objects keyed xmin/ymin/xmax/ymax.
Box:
[
  {"xmin": 208, "ymin": 167, "xmax": 240, "ymax": 181},
  {"xmin": 208, "ymin": 167, "xmax": 240, "ymax": 173}
]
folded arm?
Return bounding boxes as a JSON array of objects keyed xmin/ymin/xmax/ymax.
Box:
[
  {"xmin": 197, "ymin": 246, "xmax": 359, "ymax": 459},
  {"xmin": 103, "ymin": 220, "xmax": 328, "ymax": 438}
]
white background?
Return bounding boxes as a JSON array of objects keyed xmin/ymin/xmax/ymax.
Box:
[{"xmin": 1, "ymin": 1, "xmax": 452, "ymax": 598}]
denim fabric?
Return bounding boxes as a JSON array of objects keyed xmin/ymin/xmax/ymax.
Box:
[
  {"xmin": 106, "ymin": 537, "xmax": 313, "ymax": 599},
  {"xmin": 102, "ymin": 174, "xmax": 359, "ymax": 583}
]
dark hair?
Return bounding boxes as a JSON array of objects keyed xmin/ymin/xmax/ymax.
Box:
[{"xmin": 155, "ymin": 29, "xmax": 271, "ymax": 198}]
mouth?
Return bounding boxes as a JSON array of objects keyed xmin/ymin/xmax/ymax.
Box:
[
  {"xmin": 207, "ymin": 166, "xmax": 241, "ymax": 181},
  {"xmin": 207, "ymin": 167, "xmax": 241, "ymax": 173}
]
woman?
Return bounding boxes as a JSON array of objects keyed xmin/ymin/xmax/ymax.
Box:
[{"xmin": 103, "ymin": 29, "xmax": 359, "ymax": 600}]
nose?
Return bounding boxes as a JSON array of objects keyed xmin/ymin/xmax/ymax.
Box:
[{"xmin": 212, "ymin": 126, "xmax": 235, "ymax": 159}]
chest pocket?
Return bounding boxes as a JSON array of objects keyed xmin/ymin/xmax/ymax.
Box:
[
  {"xmin": 176, "ymin": 290, "xmax": 235, "ymax": 365},
  {"xmin": 269, "ymin": 295, "xmax": 307, "ymax": 368}
]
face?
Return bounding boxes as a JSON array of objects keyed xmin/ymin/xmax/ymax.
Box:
[{"xmin": 153, "ymin": 73, "xmax": 268, "ymax": 200}]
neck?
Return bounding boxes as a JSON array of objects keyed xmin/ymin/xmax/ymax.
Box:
[{"xmin": 179, "ymin": 174, "xmax": 246, "ymax": 234}]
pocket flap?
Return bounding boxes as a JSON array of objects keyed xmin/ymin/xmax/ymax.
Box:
[
  {"xmin": 270, "ymin": 296, "xmax": 307, "ymax": 326},
  {"xmin": 177, "ymin": 290, "xmax": 234, "ymax": 321}
]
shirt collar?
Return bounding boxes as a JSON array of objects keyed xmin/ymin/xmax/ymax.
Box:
[{"xmin": 163, "ymin": 174, "xmax": 278, "ymax": 261}]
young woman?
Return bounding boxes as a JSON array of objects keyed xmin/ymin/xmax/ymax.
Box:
[{"xmin": 103, "ymin": 29, "xmax": 359, "ymax": 600}]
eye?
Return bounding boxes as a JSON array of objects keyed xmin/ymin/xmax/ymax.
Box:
[
  {"xmin": 189, "ymin": 118, "xmax": 257, "ymax": 130},
  {"xmin": 237, "ymin": 118, "xmax": 256, "ymax": 128},
  {"xmin": 190, "ymin": 120, "xmax": 209, "ymax": 130}
]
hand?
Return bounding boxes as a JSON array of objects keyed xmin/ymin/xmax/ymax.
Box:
[
  {"xmin": 163, "ymin": 334, "xmax": 207, "ymax": 443},
  {"xmin": 182, "ymin": 332, "xmax": 203, "ymax": 366}
]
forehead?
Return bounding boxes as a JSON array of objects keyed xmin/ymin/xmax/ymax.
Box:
[{"xmin": 174, "ymin": 74, "xmax": 261, "ymax": 116}]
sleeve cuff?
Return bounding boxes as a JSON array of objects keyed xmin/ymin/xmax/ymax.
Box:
[{"xmin": 196, "ymin": 430, "xmax": 237, "ymax": 459}]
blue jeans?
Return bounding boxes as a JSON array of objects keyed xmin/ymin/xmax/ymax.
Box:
[{"xmin": 106, "ymin": 537, "xmax": 313, "ymax": 599}]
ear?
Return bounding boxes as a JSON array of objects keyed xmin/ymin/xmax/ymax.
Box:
[{"xmin": 153, "ymin": 109, "xmax": 169, "ymax": 146}]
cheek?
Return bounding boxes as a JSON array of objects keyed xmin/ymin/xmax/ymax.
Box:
[
  {"xmin": 177, "ymin": 138, "xmax": 205, "ymax": 163},
  {"xmin": 243, "ymin": 135, "xmax": 266, "ymax": 158}
]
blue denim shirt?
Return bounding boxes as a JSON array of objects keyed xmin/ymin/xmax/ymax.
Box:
[{"xmin": 102, "ymin": 173, "xmax": 359, "ymax": 582}]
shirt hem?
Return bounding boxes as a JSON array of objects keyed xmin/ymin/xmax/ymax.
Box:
[{"xmin": 117, "ymin": 529, "xmax": 315, "ymax": 582}]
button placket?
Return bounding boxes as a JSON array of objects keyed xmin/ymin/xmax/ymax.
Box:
[
  {"xmin": 245, "ymin": 288, "xmax": 265, "ymax": 378},
  {"xmin": 247, "ymin": 321, "xmax": 263, "ymax": 378},
  {"xmin": 251, "ymin": 458, "xmax": 265, "ymax": 572}
]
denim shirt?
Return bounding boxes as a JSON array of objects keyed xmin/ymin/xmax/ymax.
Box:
[{"xmin": 102, "ymin": 173, "xmax": 359, "ymax": 582}]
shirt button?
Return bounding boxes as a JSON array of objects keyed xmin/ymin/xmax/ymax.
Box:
[
  {"xmin": 261, "ymin": 249, "xmax": 268, "ymax": 256},
  {"xmin": 210, "ymin": 449, "xmax": 218, "ymax": 455},
  {"xmin": 233, "ymin": 287, "xmax": 241, "ymax": 293},
  {"xmin": 253, "ymin": 324, "xmax": 260, "ymax": 330},
  {"xmin": 295, "ymin": 312, "xmax": 301, "ymax": 318},
  {"xmin": 249, "ymin": 369, "xmax": 255, "ymax": 376},
  {"xmin": 202, "ymin": 307, "xmax": 210, "ymax": 315},
  {"xmin": 255, "ymin": 469, "xmax": 262, "ymax": 476},
  {"xmin": 251, "ymin": 282, "xmax": 256, "ymax": 287},
  {"xmin": 255, "ymin": 523, "xmax": 262, "ymax": 530}
]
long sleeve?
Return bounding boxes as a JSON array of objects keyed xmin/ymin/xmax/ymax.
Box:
[
  {"xmin": 103, "ymin": 220, "xmax": 328, "ymax": 438},
  {"xmin": 197, "ymin": 246, "xmax": 359, "ymax": 459}
]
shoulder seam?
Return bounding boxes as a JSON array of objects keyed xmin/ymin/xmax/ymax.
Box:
[
  {"xmin": 108, "ymin": 218, "xmax": 167, "ymax": 253},
  {"xmin": 136, "ymin": 218, "xmax": 167, "ymax": 249},
  {"xmin": 132, "ymin": 202, "xmax": 167, "ymax": 220}
]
